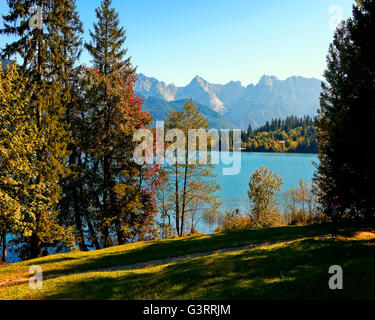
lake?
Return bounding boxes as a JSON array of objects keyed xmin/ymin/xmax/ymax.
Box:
[{"xmin": 197, "ymin": 152, "xmax": 319, "ymax": 233}]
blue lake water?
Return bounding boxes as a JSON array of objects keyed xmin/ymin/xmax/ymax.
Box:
[
  {"xmin": 3, "ymin": 152, "xmax": 318, "ymax": 262},
  {"xmin": 198, "ymin": 152, "xmax": 319, "ymax": 233}
]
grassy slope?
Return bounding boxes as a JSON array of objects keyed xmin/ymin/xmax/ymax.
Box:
[
  {"xmin": 0, "ymin": 225, "xmax": 330, "ymax": 283},
  {"xmin": 1, "ymin": 224, "xmax": 375, "ymax": 300}
]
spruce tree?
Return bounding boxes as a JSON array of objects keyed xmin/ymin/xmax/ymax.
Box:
[
  {"xmin": 48, "ymin": 0, "xmax": 90, "ymax": 251},
  {"xmin": 247, "ymin": 124, "xmax": 253, "ymax": 139},
  {"xmin": 84, "ymin": 0, "xmax": 159, "ymax": 246},
  {"xmin": 85, "ymin": 0, "xmax": 130, "ymax": 76},
  {"xmin": 84, "ymin": 0, "xmax": 126, "ymax": 247},
  {"xmin": 315, "ymin": 0, "xmax": 375, "ymax": 222}
]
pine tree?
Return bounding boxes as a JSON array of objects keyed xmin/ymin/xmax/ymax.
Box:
[{"xmin": 315, "ymin": 0, "xmax": 375, "ymax": 221}]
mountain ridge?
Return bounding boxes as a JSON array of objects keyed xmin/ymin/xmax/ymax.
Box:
[
  {"xmin": 141, "ymin": 96, "xmax": 238, "ymax": 130},
  {"xmin": 135, "ymin": 73, "xmax": 323, "ymax": 129}
]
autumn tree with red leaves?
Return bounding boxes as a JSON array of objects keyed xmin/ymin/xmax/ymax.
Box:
[{"xmin": 83, "ymin": 0, "xmax": 161, "ymax": 246}]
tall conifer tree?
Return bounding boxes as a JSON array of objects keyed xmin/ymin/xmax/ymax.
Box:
[
  {"xmin": 48, "ymin": 0, "xmax": 90, "ymax": 251},
  {"xmin": 315, "ymin": 0, "xmax": 375, "ymax": 221},
  {"xmin": 0, "ymin": 0, "xmax": 78, "ymax": 257},
  {"xmin": 85, "ymin": 0, "xmax": 159, "ymax": 246}
]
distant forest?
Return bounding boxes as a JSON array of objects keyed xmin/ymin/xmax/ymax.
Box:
[{"xmin": 241, "ymin": 116, "xmax": 318, "ymax": 153}]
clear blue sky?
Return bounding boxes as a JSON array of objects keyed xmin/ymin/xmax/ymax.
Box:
[{"xmin": 0, "ymin": 0, "xmax": 355, "ymax": 86}]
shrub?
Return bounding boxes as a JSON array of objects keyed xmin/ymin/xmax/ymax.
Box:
[
  {"xmin": 222, "ymin": 209, "xmax": 251, "ymax": 231},
  {"xmin": 214, "ymin": 225, "xmax": 223, "ymax": 233},
  {"xmin": 248, "ymin": 167, "xmax": 283, "ymax": 228},
  {"xmin": 187, "ymin": 229, "xmax": 205, "ymax": 237}
]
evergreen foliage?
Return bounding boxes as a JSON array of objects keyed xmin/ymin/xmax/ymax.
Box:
[
  {"xmin": 0, "ymin": 0, "xmax": 162, "ymax": 260},
  {"xmin": 83, "ymin": 0, "xmax": 160, "ymax": 246},
  {"xmin": 1, "ymin": 0, "xmax": 75, "ymax": 258},
  {"xmin": 315, "ymin": 0, "xmax": 375, "ymax": 222}
]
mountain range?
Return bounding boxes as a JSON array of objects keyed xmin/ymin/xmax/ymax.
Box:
[
  {"xmin": 135, "ymin": 74, "xmax": 323, "ymax": 129},
  {"xmin": 142, "ymin": 97, "xmax": 237, "ymax": 129},
  {"xmin": 1, "ymin": 57, "xmax": 323, "ymax": 130}
]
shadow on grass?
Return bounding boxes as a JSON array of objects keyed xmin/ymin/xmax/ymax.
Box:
[
  {"xmin": 45, "ymin": 237, "xmax": 375, "ymax": 300},
  {"xmin": 0, "ymin": 224, "xmax": 333, "ymax": 282},
  {"xmin": 37, "ymin": 224, "xmax": 331, "ymax": 278},
  {"xmin": 30, "ymin": 257, "xmax": 79, "ymax": 266}
]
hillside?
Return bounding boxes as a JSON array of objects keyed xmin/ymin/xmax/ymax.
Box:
[
  {"xmin": 1, "ymin": 224, "xmax": 375, "ymax": 300},
  {"xmin": 242, "ymin": 116, "xmax": 318, "ymax": 153}
]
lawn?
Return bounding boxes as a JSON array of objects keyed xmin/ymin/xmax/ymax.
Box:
[
  {"xmin": 1, "ymin": 224, "xmax": 375, "ymax": 300},
  {"xmin": 0, "ymin": 224, "xmax": 331, "ymax": 283}
]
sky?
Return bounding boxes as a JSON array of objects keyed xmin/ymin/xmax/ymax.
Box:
[{"xmin": 0, "ymin": 0, "xmax": 355, "ymax": 87}]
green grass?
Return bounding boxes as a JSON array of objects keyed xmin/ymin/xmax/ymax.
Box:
[
  {"xmin": 1, "ymin": 224, "xmax": 375, "ymax": 300},
  {"xmin": 0, "ymin": 224, "xmax": 330, "ymax": 283}
]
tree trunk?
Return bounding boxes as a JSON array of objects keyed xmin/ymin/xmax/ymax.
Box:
[
  {"xmin": 73, "ymin": 185, "xmax": 88, "ymax": 251},
  {"xmin": 68, "ymin": 121, "xmax": 88, "ymax": 252},
  {"xmin": 102, "ymin": 220, "xmax": 111, "ymax": 248},
  {"xmin": 174, "ymin": 163, "xmax": 180, "ymax": 237},
  {"xmin": 190, "ymin": 215, "xmax": 194, "ymax": 234},
  {"xmin": 162, "ymin": 211, "xmax": 166, "ymax": 239},
  {"xmin": 115, "ymin": 219, "xmax": 125, "ymax": 245},
  {"xmin": 110, "ymin": 185, "xmax": 124, "ymax": 245},
  {"xmin": 94, "ymin": 186, "xmax": 111, "ymax": 248},
  {"xmin": 180, "ymin": 164, "xmax": 188, "ymax": 237},
  {"xmin": 30, "ymin": 226, "xmax": 42, "ymax": 259},
  {"xmin": 102, "ymin": 153, "xmax": 112, "ymax": 248},
  {"xmin": 72, "ymin": 179, "xmax": 88, "ymax": 251},
  {"xmin": 30, "ymin": 165, "xmax": 43, "ymax": 258},
  {"xmin": 85, "ymin": 215, "xmax": 101, "ymax": 250},
  {"xmin": 1, "ymin": 231, "xmax": 7, "ymax": 263},
  {"xmin": 30, "ymin": 104, "xmax": 43, "ymax": 258},
  {"xmin": 30, "ymin": 26, "xmax": 44, "ymax": 260},
  {"xmin": 102, "ymin": 93, "xmax": 113, "ymax": 247},
  {"xmin": 78, "ymin": 156, "xmax": 101, "ymax": 250}
]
